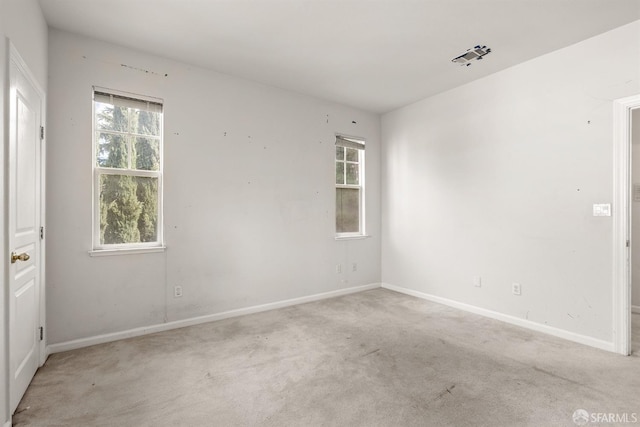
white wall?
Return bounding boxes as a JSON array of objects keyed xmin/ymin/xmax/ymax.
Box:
[
  {"xmin": 1, "ymin": 0, "xmax": 47, "ymax": 423},
  {"xmin": 2, "ymin": 0, "xmax": 47, "ymax": 89},
  {"xmin": 46, "ymin": 29, "xmax": 381, "ymax": 345},
  {"xmin": 381, "ymin": 21, "xmax": 640, "ymax": 343},
  {"xmin": 632, "ymin": 109, "xmax": 640, "ymax": 309}
]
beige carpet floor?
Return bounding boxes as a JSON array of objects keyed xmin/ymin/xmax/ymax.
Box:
[{"xmin": 13, "ymin": 289, "xmax": 640, "ymax": 426}]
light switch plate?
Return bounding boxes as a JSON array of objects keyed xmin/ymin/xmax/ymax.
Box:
[
  {"xmin": 593, "ymin": 204, "xmax": 611, "ymax": 217},
  {"xmin": 473, "ymin": 276, "xmax": 482, "ymax": 287}
]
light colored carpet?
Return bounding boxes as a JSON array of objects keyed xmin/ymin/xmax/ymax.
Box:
[{"xmin": 14, "ymin": 289, "xmax": 640, "ymax": 426}]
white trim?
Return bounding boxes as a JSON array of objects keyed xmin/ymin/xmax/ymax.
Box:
[
  {"xmin": 632, "ymin": 305, "xmax": 640, "ymax": 314},
  {"xmin": 9, "ymin": 44, "xmax": 44, "ymax": 95},
  {"xmin": 612, "ymin": 94, "xmax": 640, "ymax": 355},
  {"xmin": 9, "ymin": 42, "xmax": 48, "ymax": 368},
  {"xmin": 335, "ymin": 235, "xmax": 371, "ymax": 241},
  {"xmin": 94, "ymin": 167, "xmax": 160, "ymax": 178},
  {"xmin": 89, "ymin": 246, "xmax": 166, "ymax": 257},
  {"xmin": 48, "ymin": 283, "xmax": 381, "ymax": 354},
  {"xmin": 1, "ymin": 34, "xmax": 7, "ymax": 427},
  {"xmin": 38, "ymin": 87, "xmax": 47, "ymax": 367},
  {"xmin": 382, "ymin": 283, "xmax": 615, "ymax": 353}
]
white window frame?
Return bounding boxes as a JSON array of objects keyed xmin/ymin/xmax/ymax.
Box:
[
  {"xmin": 91, "ymin": 87, "xmax": 164, "ymax": 255},
  {"xmin": 335, "ymin": 134, "xmax": 366, "ymax": 239}
]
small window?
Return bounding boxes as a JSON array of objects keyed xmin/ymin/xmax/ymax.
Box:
[
  {"xmin": 335, "ymin": 135, "xmax": 365, "ymax": 237},
  {"xmin": 92, "ymin": 88, "xmax": 163, "ymax": 250}
]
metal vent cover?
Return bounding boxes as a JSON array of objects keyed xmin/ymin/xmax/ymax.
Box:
[{"xmin": 452, "ymin": 45, "xmax": 491, "ymax": 66}]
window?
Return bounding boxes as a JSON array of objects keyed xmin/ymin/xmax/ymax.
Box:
[
  {"xmin": 92, "ymin": 88, "xmax": 163, "ymax": 251},
  {"xmin": 335, "ymin": 135, "xmax": 365, "ymax": 237}
]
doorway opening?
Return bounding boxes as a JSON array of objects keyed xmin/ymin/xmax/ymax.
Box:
[
  {"xmin": 613, "ymin": 94, "xmax": 640, "ymax": 355},
  {"xmin": 631, "ymin": 107, "xmax": 640, "ymax": 355}
]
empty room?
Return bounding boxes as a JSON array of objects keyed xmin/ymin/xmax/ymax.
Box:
[{"xmin": 2, "ymin": 0, "xmax": 640, "ymax": 425}]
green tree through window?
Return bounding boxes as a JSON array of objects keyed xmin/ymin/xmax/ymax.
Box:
[{"xmin": 94, "ymin": 90, "xmax": 163, "ymax": 248}]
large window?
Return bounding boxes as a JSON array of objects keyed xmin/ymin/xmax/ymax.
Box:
[
  {"xmin": 92, "ymin": 88, "xmax": 163, "ymax": 251},
  {"xmin": 335, "ymin": 135, "xmax": 365, "ymax": 237}
]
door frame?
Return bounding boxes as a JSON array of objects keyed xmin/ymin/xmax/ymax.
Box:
[
  {"xmin": 6, "ymin": 41, "xmax": 47, "ymax": 411},
  {"xmin": 612, "ymin": 94, "xmax": 640, "ymax": 355}
]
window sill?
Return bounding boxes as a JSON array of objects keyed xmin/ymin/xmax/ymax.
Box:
[
  {"xmin": 89, "ymin": 246, "xmax": 166, "ymax": 257},
  {"xmin": 335, "ymin": 235, "xmax": 371, "ymax": 241}
]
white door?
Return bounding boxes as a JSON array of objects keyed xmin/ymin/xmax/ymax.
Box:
[{"xmin": 9, "ymin": 49, "xmax": 44, "ymax": 413}]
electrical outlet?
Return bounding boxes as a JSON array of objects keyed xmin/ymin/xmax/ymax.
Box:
[
  {"xmin": 174, "ymin": 285, "xmax": 183, "ymax": 298},
  {"xmin": 512, "ymin": 283, "xmax": 521, "ymax": 296},
  {"xmin": 336, "ymin": 264, "xmax": 342, "ymax": 274},
  {"xmin": 473, "ymin": 276, "xmax": 482, "ymax": 288},
  {"xmin": 352, "ymin": 263, "xmax": 357, "ymax": 272}
]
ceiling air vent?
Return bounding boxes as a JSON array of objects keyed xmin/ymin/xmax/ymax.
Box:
[{"xmin": 452, "ymin": 45, "xmax": 491, "ymax": 66}]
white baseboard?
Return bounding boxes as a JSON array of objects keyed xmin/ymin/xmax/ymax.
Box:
[
  {"xmin": 5, "ymin": 420, "xmax": 11, "ymax": 427},
  {"xmin": 381, "ymin": 283, "xmax": 615, "ymax": 353},
  {"xmin": 48, "ymin": 283, "xmax": 381, "ymax": 354},
  {"xmin": 632, "ymin": 305, "xmax": 640, "ymax": 314}
]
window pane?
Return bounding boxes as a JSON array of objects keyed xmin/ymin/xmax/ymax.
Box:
[
  {"xmin": 99, "ymin": 174, "xmax": 158, "ymax": 245},
  {"xmin": 336, "ymin": 188, "xmax": 360, "ymax": 233},
  {"xmin": 133, "ymin": 137, "xmax": 160, "ymax": 171},
  {"xmin": 135, "ymin": 176, "xmax": 159, "ymax": 243},
  {"xmin": 336, "ymin": 161, "xmax": 345, "ymax": 184},
  {"xmin": 95, "ymin": 102, "xmax": 129, "ymax": 132},
  {"xmin": 346, "ymin": 163, "xmax": 359, "ymax": 185},
  {"xmin": 336, "ymin": 146, "xmax": 345, "ymax": 160},
  {"xmin": 96, "ymin": 132, "xmax": 128, "ymax": 168},
  {"xmin": 346, "ymin": 147, "xmax": 358, "ymax": 162},
  {"xmin": 131, "ymin": 108, "xmax": 161, "ymax": 136}
]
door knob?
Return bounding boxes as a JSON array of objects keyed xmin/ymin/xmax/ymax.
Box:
[{"xmin": 11, "ymin": 252, "xmax": 30, "ymax": 264}]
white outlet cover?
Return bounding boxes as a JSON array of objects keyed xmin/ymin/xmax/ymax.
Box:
[
  {"xmin": 512, "ymin": 283, "xmax": 521, "ymax": 295},
  {"xmin": 592, "ymin": 203, "xmax": 611, "ymax": 217}
]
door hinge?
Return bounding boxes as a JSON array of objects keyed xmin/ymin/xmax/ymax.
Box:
[
  {"xmin": 40, "ymin": 126, "xmax": 44, "ymax": 140},
  {"xmin": 627, "ymin": 240, "xmax": 630, "ymax": 248},
  {"xmin": 39, "ymin": 326, "xmax": 44, "ymax": 341},
  {"xmin": 40, "ymin": 226, "xmax": 44, "ymax": 240}
]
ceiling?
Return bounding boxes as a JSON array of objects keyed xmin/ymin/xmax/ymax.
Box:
[{"xmin": 39, "ymin": 0, "xmax": 640, "ymax": 114}]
